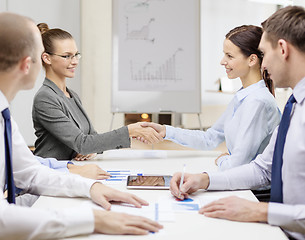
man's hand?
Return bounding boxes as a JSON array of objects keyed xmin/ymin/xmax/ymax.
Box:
[
  {"xmin": 128, "ymin": 122, "xmax": 163, "ymax": 144},
  {"xmin": 199, "ymin": 196, "xmax": 268, "ymax": 222},
  {"xmin": 73, "ymin": 153, "xmax": 97, "ymax": 161},
  {"xmin": 90, "ymin": 182, "xmax": 149, "ymax": 210},
  {"xmin": 68, "ymin": 164, "xmax": 110, "ymax": 180},
  {"xmin": 170, "ymin": 172, "xmax": 210, "ymax": 200},
  {"xmin": 93, "ymin": 211, "xmax": 163, "ymax": 235}
]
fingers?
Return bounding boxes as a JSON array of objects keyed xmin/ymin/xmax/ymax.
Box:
[
  {"xmin": 73, "ymin": 154, "xmax": 82, "ymax": 161},
  {"xmin": 90, "ymin": 183, "xmax": 148, "ymax": 210},
  {"xmin": 99, "ymin": 169, "xmax": 111, "ymax": 177},
  {"xmin": 124, "ymin": 216, "xmax": 163, "ymax": 234},
  {"xmin": 139, "ymin": 128, "xmax": 163, "ymax": 144},
  {"xmin": 74, "ymin": 153, "xmax": 96, "ymax": 161},
  {"xmin": 180, "ymin": 178, "xmax": 193, "ymax": 193},
  {"xmin": 90, "ymin": 183, "xmax": 112, "ymax": 210},
  {"xmin": 140, "ymin": 122, "xmax": 149, "ymax": 127},
  {"xmin": 199, "ymin": 200, "xmax": 225, "ymax": 215},
  {"xmin": 131, "ymin": 123, "xmax": 164, "ymax": 144},
  {"xmin": 140, "ymin": 122, "xmax": 156, "ymax": 129},
  {"xmin": 121, "ymin": 226, "xmax": 149, "ymax": 235},
  {"xmin": 96, "ymin": 174, "xmax": 111, "ymax": 180},
  {"xmin": 87, "ymin": 153, "xmax": 97, "ymax": 160},
  {"xmin": 94, "ymin": 211, "xmax": 163, "ymax": 235},
  {"xmin": 98, "ymin": 196, "xmax": 112, "ymax": 210},
  {"xmin": 170, "ymin": 172, "xmax": 182, "ymax": 198},
  {"xmin": 123, "ymin": 194, "xmax": 149, "ymax": 208}
]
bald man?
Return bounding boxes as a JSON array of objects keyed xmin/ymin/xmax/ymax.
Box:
[{"xmin": 0, "ymin": 12, "xmax": 162, "ymax": 239}]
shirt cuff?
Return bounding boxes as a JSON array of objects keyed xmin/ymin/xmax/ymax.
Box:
[
  {"xmin": 205, "ymin": 171, "xmax": 229, "ymax": 190},
  {"xmin": 268, "ymin": 202, "xmax": 294, "ymax": 227},
  {"xmin": 164, "ymin": 125, "xmax": 174, "ymax": 140},
  {"xmin": 63, "ymin": 206, "xmax": 95, "ymax": 237}
]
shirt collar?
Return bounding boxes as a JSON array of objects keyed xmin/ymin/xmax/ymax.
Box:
[
  {"xmin": 235, "ymin": 80, "xmax": 266, "ymax": 102},
  {"xmin": 292, "ymin": 76, "xmax": 305, "ymax": 104},
  {"xmin": 0, "ymin": 90, "xmax": 9, "ymax": 113}
]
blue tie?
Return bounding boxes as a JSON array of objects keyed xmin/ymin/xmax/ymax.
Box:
[
  {"xmin": 2, "ymin": 108, "xmax": 15, "ymax": 204},
  {"xmin": 270, "ymin": 94, "xmax": 296, "ymax": 203}
]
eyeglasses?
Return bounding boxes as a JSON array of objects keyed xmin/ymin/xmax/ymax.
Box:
[{"xmin": 46, "ymin": 52, "xmax": 81, "ymax": 61}]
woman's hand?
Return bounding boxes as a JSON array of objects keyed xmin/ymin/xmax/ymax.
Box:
[
  {"xmin": 73, "ymin": 153, "xmax": 97, "ymax": 161},
  {"xmin": 68, "ymin": 164, "xmax": 110, "ymax": 180}
]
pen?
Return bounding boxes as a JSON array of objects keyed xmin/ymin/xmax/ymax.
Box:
[{"xmin": 178, "ymin": 164, "xmax": 186, "ymax": 199}]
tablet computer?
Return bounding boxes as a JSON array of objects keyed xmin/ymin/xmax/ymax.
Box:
[{"xmin": 126, "ymin": 175, "xmax": 172, "ymax": 190}]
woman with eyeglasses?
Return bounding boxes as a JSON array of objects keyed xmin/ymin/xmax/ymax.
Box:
[{"xmin": 32, "ymin": 23, "xmax": 162, "ymax": 161}]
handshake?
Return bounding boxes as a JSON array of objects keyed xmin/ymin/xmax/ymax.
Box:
[{"xmin": 127, "ymin": 122, "xmax": 166, "ymax": 144}]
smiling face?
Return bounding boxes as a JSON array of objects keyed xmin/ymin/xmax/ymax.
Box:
[
  {"xmin": 259, "ymin": 32, "xmax": 288, "ymax": 88},
  {"xmin": 46, "ymin": 38, "xmax": 79, "ymax": 79},
  {"xmin": 220, "ymin": 39, "xmax": 250, "ymax": 80}
]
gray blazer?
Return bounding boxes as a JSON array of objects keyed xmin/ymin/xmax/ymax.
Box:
[{"xmin": 32, "ymin": 78, "xmax": 130, "ymax": 160}]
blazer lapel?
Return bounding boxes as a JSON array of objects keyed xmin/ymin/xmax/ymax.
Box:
[
  {"xmin": 68, "ymin": 90, "xmax": 95, "ymax": 134},
  {"xmin": 43, "ymin": 78, "xmax": 82, "ymax": 129}
]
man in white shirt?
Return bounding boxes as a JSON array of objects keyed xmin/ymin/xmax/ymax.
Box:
[
  {"xmin": 0, "ymin": 12, "xmax": 162, "ymax": 239},
  {"xmin": 170, "ymin": 6, "xmax": 305, "ymax": 240}
]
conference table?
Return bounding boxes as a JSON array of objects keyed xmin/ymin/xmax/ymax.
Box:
[{"xmin": 33, "ymin": 140, "xmax": 288, "ymax": 240}]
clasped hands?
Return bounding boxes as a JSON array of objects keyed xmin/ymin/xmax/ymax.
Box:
[
  {"xmin": 170, "ymin": 172, "xmax": 268, "ymax": 223},
  {"xmin": 128, "ymin": 122, "xmax": 166, "ymax": 144}
]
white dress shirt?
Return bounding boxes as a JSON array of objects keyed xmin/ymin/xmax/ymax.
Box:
[
  {"xmin": 207, "ymin": 77, "xmax": 305, "ymax": 240},
  {"xmin": 35, "ymin": 156, "xmax": 71, "ymax": 172},
  {"xmin": 165, "ymin": 80, "xmax": 281, "ymax": 170},
  {"xmin": 0, "ymin": 91, "xmax": 96, "ymax": 239}
]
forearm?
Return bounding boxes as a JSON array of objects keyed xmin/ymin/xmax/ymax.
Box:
[
  {"xmin": 34, "ymin": 102, "xmax": 130, "ymax": 155},
  {"xmin": 165, "ymin": 125, "xmax": 223, "ymax": 150},
  {"xmin": 216, "ymin": 151, "xmax": 252, "ymax": 171},
  {"xmin": 70, "ymin": 126, "xmax": 130, "ymax": 154},
  {"xmin": 207, "ymin": 160, "xmax": 270, "ymax": 191},
  {"xmin": 0, "ymin": 201, "xmax": 94, "ymax": 239},
  {"xmin": 36, "ymin": 156, "xmax": 70, "ymax": 172},
  {"xmin": 20, "ymin": 166, "xmax": 96, "ymax": 198}
]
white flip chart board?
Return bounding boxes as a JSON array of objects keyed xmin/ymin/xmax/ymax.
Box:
[{"xmin": 112, "ymin": 0, "xmax": 201, "ymax": 113}]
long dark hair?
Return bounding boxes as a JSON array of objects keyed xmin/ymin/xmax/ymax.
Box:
[{"xmin": 226, "ymin": 25, "xmax": 274, "ymax": 96}]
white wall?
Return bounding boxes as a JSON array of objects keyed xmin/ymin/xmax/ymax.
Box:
[
  {"xmin": 81, "ymin": 0, "xmax": 278, "ymax": 132},
  {"xmin": 3, "ymin": 0, "xmax": 305, "ymax": 143},
  {"xmin": 201, "ymin": 0, "xmax": 276, "ymax": 105},
  {"xmin": 81, "ymin": 0, "xmax": 120, "ymax": 133},
  {"xmin": 1, "ymin": 0, "xmax": 81, "ymax": 146}
]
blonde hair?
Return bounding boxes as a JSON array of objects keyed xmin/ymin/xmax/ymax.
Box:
[{"xmin": 0, "ymin": 13, "xmax": 36, "ymax": 71}]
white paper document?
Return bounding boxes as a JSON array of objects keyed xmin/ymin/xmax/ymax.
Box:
[
  {"xmin": 83, "ymin": 200, "xmax": 175, "ymax": 222},
  {"xmin": 158, "ymin": 195, "xmax": 200, "ymax": 213}
]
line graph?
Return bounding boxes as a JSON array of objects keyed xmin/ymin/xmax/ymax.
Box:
[{"xmin": 126, "ymin": 17, "xmax": 155, "ymax": 43}]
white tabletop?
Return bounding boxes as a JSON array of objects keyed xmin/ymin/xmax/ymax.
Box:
[{"xmin": 33, "ymin": 149, "xmax": 288, "ymax": 240}]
